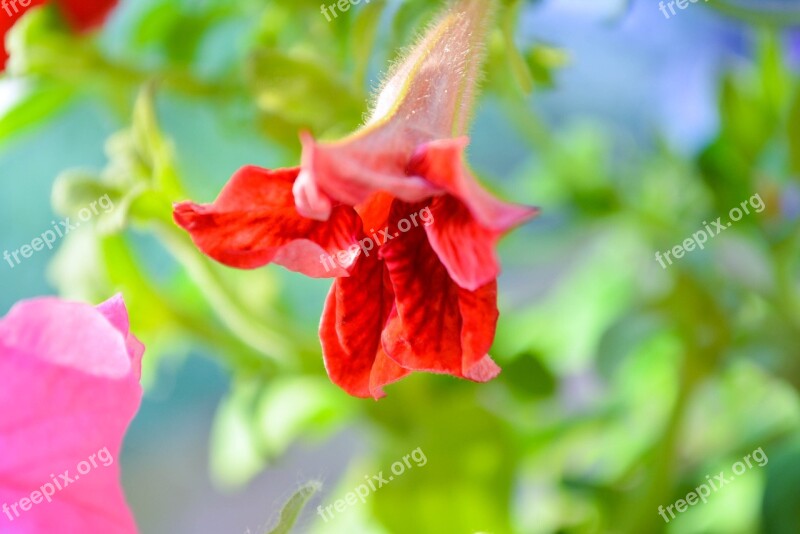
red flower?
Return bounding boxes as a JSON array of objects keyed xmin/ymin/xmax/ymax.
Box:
[
  {"xmin": 0, "ymin": 0, "xmax": 117, "ymax": 70},
  {"xmin": 173, "ymin": 0, "xmax": 537, "ymax": 398}
]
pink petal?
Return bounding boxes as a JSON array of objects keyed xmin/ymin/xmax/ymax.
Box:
[
  {"xmin": 96, "ymin": 294, "xmax": 144, "ymax": 380},
  {"xmin": 0, "ymin": 296, "xmax": 143, "ymax": 532}
]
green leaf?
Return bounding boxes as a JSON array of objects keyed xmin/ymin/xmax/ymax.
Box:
[
  {"xmin": 758, "ymin": 30, "xmax": 789, "ymax": 119},
  {"xmin": 265, "ymin": 481, "xmax": 322, "ymax": 534},
  {"xmin": 246, "ymin": 49, "xmax": 364, "ymax": 135},
  {"xmin": 209, "ymin": 381, "xmax": 267, "ymax": 489},
  {"xmin": 499, "ymin": 352, "xmax": 557, "ymax": 400},
  {"xmin": 6, "ymin": 4, "xmax": 107, "ymax": 82},
  {"xmin": 789, "ymin": 88, "xmax": 800, "ymax": 174},
  {"xmin": 350, "ymin": 0, "xmax": 386, "ymax": 87},
  {"xmin": 500, "ymin": 0, "xmax": 533, "ymax": 95},
  {"xmin": 494, "ymin": 224, "xmax": 636, "ymax": 372},
  {"xmin": 5, "ymin": 5, "xmax": 69, "ymax": 76},
  {"xmin": 131, "ymin": 84, "xmax": 184, "ymax": 199},
  {"xmin": 132, "ymin": 3, "xmax": 233, "ymax": 65},
  {"xmin": 51, "ymin": 170, "xmax": 109, "ymax": 214},
  {"xmin": 255, "ymin": 376, "xmax": 355, "ymax": 456},
  {"xmin": 0, "ymin": 84, "xmax": 74, "ymax": 144},
  {"xmin": 132, "ymin": 3, "xmax": 185, "ymax": 49},
  {"xmin": 98, "ymin": 234, "xmax": 179, "ymax": 337},
  {"xmin": 368, "ymin": 385, "xmax": 515, "ymax": 534},
  {"xmin": 389, "ymin": 0, "xmax": 434, "ymax": 54},
  {"xmin": 525, "ymin": 43, "xmax": 570, "ymax": 88},
  {"xmin": 710, "ymin": 0, "xmax": 800, "ymax": 26}
]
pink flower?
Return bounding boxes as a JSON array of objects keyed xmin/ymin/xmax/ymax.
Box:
[{"xmin": 0, "ymin": 294, "xmax": 143, "ymax": 532}]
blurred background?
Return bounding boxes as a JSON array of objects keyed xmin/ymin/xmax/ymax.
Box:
[{"xmin": 1, "ymin": 0, "xmax": 799, "ymax": 532}]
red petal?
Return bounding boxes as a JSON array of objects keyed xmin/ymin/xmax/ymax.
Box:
[
  {"xmin": 0, "ymin": 0, "xmax": 115, "ymax": 71},
  {"xmin": 355, "ymin": 191, "xmax": 395, "ymax": 235},
  {"xmin": 407, "ymin": 137, "xmax": 538, "ymax": 289},
  {"xmin": 293, "ymin": 131, "xmax": 438, "ymax": 220},
  {"xmin": 457, "ymin": 279, "xmax": 500, "ymax": 378},
  {"xmin": 409, "ymin": 137, "xmax": 538, "ymax": 231},
  {"xmin": 173, "ymin": 165, "xmax": 363, "ymax": 277},
  {"xmin": 320, "ymin": 252, "xmax": 409, "ymax": 398},
  {"xmin": 0, "ymin": 13, "xmax": 12, "ymax": 71},
  {"xmin": 380, "ymin": 201, "xmax": 501, "ymax": 381},
  {"xmin": 425, "ymin": 194, "xmax": 502, "ymax": 291},
  {"xmin": 55, "ymin": 0, "xmax": 118, "ymax": 32},
  {"xmin": 369, "ymin": 345, "xmax": 410, "ymax": 398},
  {"xmin": 0, "ymin": 0, "xmax": 47, "ymax": 71}
]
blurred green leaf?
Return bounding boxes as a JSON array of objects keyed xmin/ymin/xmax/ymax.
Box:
[
  {"xmin": 762, "ymin": 437, "xmax": 800, "ymax": 533},
  {"xmin": 710, "ymin": 0, "xmax": 800, "ymax": 25},
  {"xmin": 349, "ymin": 0, "xmax": 386, "ymax": 87},
  {"xmin": 367, "ymin": 384, "xmax": 515, "ymax": 534},
  {"xmin": 265, "ymin": 481, "xmax": 322, "ymax": 534},
  {"xmin": 133, "ymin": 3, "xmax": 234, "ymax": 65},
  {"xmin": 0, "ymin": 83, "xmax": 74, "ymax": 144},
  {"xmin": 499, "ymin": 353, "xmax": 557, "ymax": 400},
  {"xmin": 255, "ymin": 377, "xmax": 355, "ymax": 456},
  {"xmin": 524, "ymin": 43, "xmax": 570, "ymax": 88},
  {"xmin": 210, "ymin": 380, "xmax": 267, "ymax": 489},
  {"xmin": 246, "ymin": 49, "xmax": 364, "ymax": 136},
  {"xmin": 788, "ymin": 88, "xmax": 800, "ymax": 174}
]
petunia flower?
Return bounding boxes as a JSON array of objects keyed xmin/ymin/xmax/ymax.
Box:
[
  {"xmin": 0, "ymin": 0, "xmax": 117, "ymax": 70},
  {"xmin": 173, "ymin": 0, "xmax": 538, "ymax": 399},
  {"xmin": 0, "ymin": 294, "xmax": 143, "ymax": 532}
]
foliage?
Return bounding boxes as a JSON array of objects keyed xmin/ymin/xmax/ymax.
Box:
[{"xmin": 0, "ymin": 0, "xmax": 798, "ymax": 533}]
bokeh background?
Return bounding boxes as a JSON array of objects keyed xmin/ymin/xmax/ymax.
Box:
[{"xmin": 1, "ymin": 0, "xmax": 799, "ymax": 532}]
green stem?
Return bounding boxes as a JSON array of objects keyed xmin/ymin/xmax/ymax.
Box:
[
  {"xmin": 501, "ymin": 0, "xmax": 534, "ymax": 95},
  {"xmin": 708, "ymin": 0, "xmax": 800, "ymax": 26},
  {"xmin": 156, "ymin": 221, "xmax": 299, "ymax": 368},
  {"xmin": 171, "ymin": 305, "xmax": 275, "ymax": 375}
]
